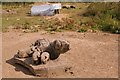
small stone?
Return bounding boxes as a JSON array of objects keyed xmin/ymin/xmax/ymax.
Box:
[{"xmin": 17, "ymin": 18, "xmax": 20, "ymax": 21}]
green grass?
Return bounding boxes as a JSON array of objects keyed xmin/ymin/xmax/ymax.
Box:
[
  {"xmin": 2, "ymin": 4, "xmax": 51, "ymax": 33},
  {"xmin": 78, "ymin": 27, "xmax": 87, "ymax": 32},
  {"xmin": 2, "ymin": 2, "xmax": 90, "ymax": 33},
  {"xmin": 2, "ymin": 4, "xmax": 49, "ymax": 27},
  {"xmin": 2, "ymin": 27, "xmax": 9, "ymax": 32},
  {"xmin": 83, "ymin": 2, "xmax": 120, "ymax": 34},
  {"xmin": 3, "ymin": 2, "xmax": 119, "ymax": 34}
]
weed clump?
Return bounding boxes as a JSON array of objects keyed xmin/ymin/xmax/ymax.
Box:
[
  {"xmin": 2, "ymin": 27, "xmax": 9, "ymax": 32},
  {"xmin": 21, "ymin": 24, "xmax": 30, "ymax": 29},
  {"xmin": 83, "ymin": 2, "xmax": 120, "ymax": 34},
  {"xmin": 13, "ymin": 22, "xmax": 42, "ymax": 33},
  {"xmin": 78, "ymin": 27, "xmax": 87, "ymax": 32}
]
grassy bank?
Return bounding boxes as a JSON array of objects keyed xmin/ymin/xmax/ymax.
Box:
[
  {"xmin": 83, "ymin": 2, "xmax": 120, "ymax": 34},
  {"xmin": 2, "ymin": 2, "xmax": 120, "ymax": 34}
]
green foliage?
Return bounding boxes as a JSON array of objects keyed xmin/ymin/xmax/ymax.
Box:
[
  {"xmin": 78, "ymin": 27, "xmax": 87, "ymax": 32},
  {"xmin": 96, "ymin": 18, "xmax": 120, "ymax": 33},
  {"xmin": 13, "ymin": 25, "xmax": 21, "ymax": 29},
  {"xmin": 61, "ymin": 18, "xmax": 77, "ymax": 30},
  {"xmin": 46, "ymin": 18, "xmax": 77, "ymax": 32},
  {"xmin": 30, "ymin": 27, "xmax": 39, "ymax": 32},
  {"xmin": 56, "ymin": 29, "xmax": 63, "ymax": 32},
  {"xmin": 21, "ymin": 23, "xmax": 30, "ymax": 29},
  {"xmin": 83, "ymin": 2, "xmax": 120, "ymax": 34},
  {"xmin": 2, "ymin": 2, "xmax": 90, "ymax": 33},
  {"xmin": 2, "ymin": 27, "xmax": 9, "ymax": 32},
  {"xmin": 50, "ymin": 31, "xmax": 56, "ymax": 34},
  {"xmin": 3, "ymin": 2, "xmax": 119, "ymax": 34},
  {"xmin": 92, "ymin": 28, "xmax": 96, "ymax": 33}
]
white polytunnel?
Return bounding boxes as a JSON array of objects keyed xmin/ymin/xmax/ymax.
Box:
[
  {"xmin": 31, "ymin": 3, "xmax": 61, "ymax": 16},
  {"xmin": 51, "ymin": 3, "xmax": 62, "ymax": 10}
]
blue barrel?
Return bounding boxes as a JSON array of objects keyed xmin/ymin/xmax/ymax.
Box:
[{"xmin": 31, "ymin": 5, "xmax": 55, "ymax": 16}]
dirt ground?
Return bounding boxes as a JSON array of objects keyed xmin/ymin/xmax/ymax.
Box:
[{"xmin": 2, "ymin": 29, "xmax": 119, "ymax": 78}]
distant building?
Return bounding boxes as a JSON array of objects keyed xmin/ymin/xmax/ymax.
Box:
[{"xmin": 31, "ymin": 3, "xmax": 61, "ymax": 16}]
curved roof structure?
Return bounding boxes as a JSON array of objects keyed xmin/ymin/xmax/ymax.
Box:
[{"xmin": 31, "ymin": 3, "xmax": 61, "ymax": 16}]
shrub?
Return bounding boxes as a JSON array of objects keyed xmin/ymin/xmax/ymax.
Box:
[
  {"xmin": 97, "ymin": 18, "xmax": 120, "ymax": 33},
  {"xmin": 56, "ymin": 29, "xmax": 63, "ymax": 32},
  {"xmin": 13, "ymin": 25, "xmax": 21, "ymax": 29},
  {"xmin": 2, "ymin": 27, "xmax": 9, "ymax": 32},
  {"xmin": 61, "ymin": 18, "xmax": 76, "ymax": 30},
  {"xmin": 50, "ymin": 31, "xmax": 56, "ymax": 34},
  {"xmin": 21, "ymin": 24, "xmax": 30, "ymax": 29},
  {"xmin": 92, "ymin": 28, "xmax": 96, "ymax": 33},
  {"xmin": 30, "ymin": 27, "xmax": 39, "ymax": 32},
  {"xmin": 78, "ymin": 27, "xmax": 87, "ymax": 32},
  {"xmin": 83, "ymin": 2, "xmax": 120, "ymax": 34}
]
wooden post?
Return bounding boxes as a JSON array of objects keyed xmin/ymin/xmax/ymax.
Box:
[{"xmin": 23, "ymin": 2, "xmax": 25, "ymax": 7}]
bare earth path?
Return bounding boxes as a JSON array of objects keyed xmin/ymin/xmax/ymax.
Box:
[{"xmin": 2, "ymin": 30, "xmax": 118, "ymax": 78}]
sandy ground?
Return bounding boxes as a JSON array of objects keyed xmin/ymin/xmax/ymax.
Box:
[
  {"xmin": 2, "ymin": 29, "xmax": 119, "ymax": 78},
  {"xmin": 0, "ymin": 32, "xmax": 2, "ymax": 79}
]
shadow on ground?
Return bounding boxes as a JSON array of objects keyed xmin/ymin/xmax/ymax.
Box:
[{"xmin": 6, "ymin": 58, "xmax": 34, "ymax": 76}]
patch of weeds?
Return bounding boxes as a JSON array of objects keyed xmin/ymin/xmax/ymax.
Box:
[
  {"xmin": 91, "ymin": 25, "xmax": 98, "ymax": 29},
  {"xmin": 50, "ymin": 31, "xmax": 56, "ymax": 34},
  {"xmin": 92, "ymin": 28, "xmax": 96, "ymax": 33},
  {"xmin": 21, "ymin": 24, "xmax": 30, "ymax": 29},
  {"xmin": 45, "ymin": 24, "xmax": 53, "ymax": 31},
  {"xmin": 13, "ymin": 25, "xmax": 21, "ymax": 29},
  {"xmin": 83, "ymin": 2, "xmax": 120, "ymax": 34},
  {"xmin": 54, "ymin": 19, "xmax": 62, "ymax": 26},
  {"xmin": 78, "ymin": 27, "xmax": 87, "ymax": 32},
  {"xmin": 61, "ymin": 18, "xmax": 77, "ymax": 30},
  {"xmin": 46, "ymin": 27, "xmax": 52, "ymax": 31},
  {"xmin": 48, "ymin": 24, "xmax": 53, "ymax": 28},
  {"xmin": 50, "ymin": 27, "xmax": 58, "ymax": 31},
  {"xmin": 19, "ymin": 34, "xmax": 24, "ymax": 36},
  {"xmin": 97, "ymin": 19, "xmax": 120, "ymax": 33},
  {"xmin": 41, "ymin": 32, "xmax": 47, "ymax": 35},
  {"xmin": 103, "ymin": 33, "xmax": 109, "ymax": 35},
  {"xmin": 2, "ymin": 27, "xmax": 9, "ymax": 32},
  {"xmin": 30, "ymin": 27, "xmax": 39, "ymax": 32},
  {"xmin": 56, "ymin": 29, "xmax": 63, "ymax": 32}
]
